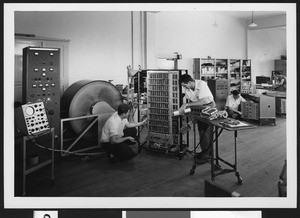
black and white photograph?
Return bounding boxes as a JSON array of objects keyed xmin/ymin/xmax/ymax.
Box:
[{"xmin": 3, "ymin": 3, "xmax": 297, "ymax": 209}]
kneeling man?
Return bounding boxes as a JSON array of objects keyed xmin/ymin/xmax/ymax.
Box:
[{"xmin": 101, "ymin": 103, "xmax": 147, "ymax": 162}]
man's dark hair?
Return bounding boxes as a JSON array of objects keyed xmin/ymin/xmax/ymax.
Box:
[
  {"xmin": 117, "ymin": 103, "xmax": 130, "ymax": 115},
  {"xmin": 274, "ymin": 71, "xmax": 283, "ymax": 76},
  {"xmin": 180, "ymin": 74, "xmax": 194, "ymax": 84},
  {"xmin": 231, "ymin": 90, "xmax": 240, "ymax": 96}
]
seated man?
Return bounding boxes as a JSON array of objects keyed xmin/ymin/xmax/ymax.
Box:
[
  {"xmin": 225, "ymin": 90, "xmax": 246, "ymax": 119},
  {"xmin": 100, "ymin": 103, "xmax": 147, "ymax": 163},
  {"xmin": 274, "ymin": 72, "xmax": 287, "ymax": 92}
]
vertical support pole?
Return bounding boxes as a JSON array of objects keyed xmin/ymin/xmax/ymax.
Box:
[
  {"xmin": 60, "ymin": 119, "xmax": 63, "ymax": 156},
  {"xmin": 234, "ymin": 130, "xmax": 238, "ymax": 169},
  {"xmin": 211, "ymin": 125, "xmax": 215, "ymax": 181},
  {"xmin": 137, "ymin": 71, "xmax": 141, "ymax": 152},
  {"xmin": 22, "ymin": 136, "xmax": 26, "ymax": 196},
  {"xmin": 131, "ymin": 11, "xmax": 134, "ymax": 69},
  {"xmin": 215, "ymin": 126, "xmax": 219, "ymax": 166},
  {"xmin": 143, "ymin": 11, "xmax": 147, "ymax": 69},
  {"xmin": 51, "ymin": 128, "xmax": 54, "ymax": 181}
]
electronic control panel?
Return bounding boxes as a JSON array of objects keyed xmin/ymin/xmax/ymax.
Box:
[
  {"xmin": 16, "ymin": 102, "xmax": 50, "ymax": 136},
  {"xmin": 22, "ymin": 47, "xmax": 60, "ymax": 141}
]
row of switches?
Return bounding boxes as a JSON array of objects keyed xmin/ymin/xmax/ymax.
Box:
[
  {"xmin": 32, "ymin": 83, "xmax": 55, "ymax": 88},
  {"xmin": 34, "ymin": 68, "xmax": 54, "ymax": 72}
]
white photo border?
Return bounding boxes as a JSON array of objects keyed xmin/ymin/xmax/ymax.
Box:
[{"xmin": 4, "ymin": 3, "xmax": 297, "ymax": 208}]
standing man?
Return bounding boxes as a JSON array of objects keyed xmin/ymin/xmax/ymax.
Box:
[
  {"xmin": 225, "ymin": 90, "xmax": 246, "ymax": 119},
  {"xmin": 101, "ymin": 103, "xmax": 147, "ymax": 163},
  {"xmin": 179, "ymin": 74, "xmax": 216, "ymax": 164}
]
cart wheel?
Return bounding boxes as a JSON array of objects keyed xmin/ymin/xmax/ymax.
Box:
[
  {"xmin": 235, "ymin": 172, "xmax": 243, "ymax": 185},
  {"xmin": 237, "ymin": 177, "xmax": 243, "ymax": 185},
  {"xmin": 51, "ymin": 179, "xmax": 55, "ymax": 185},
  {"xmin": 190, "ymin": 169, "xmax": 195, "ymax": 175}
]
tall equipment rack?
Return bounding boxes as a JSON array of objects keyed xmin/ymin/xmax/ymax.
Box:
[{"xmin": 146, "ymin": 70, "xmax": 187, "ymax": 158}]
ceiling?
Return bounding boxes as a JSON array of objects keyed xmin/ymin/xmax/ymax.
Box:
[
  {"xmin": 148, "ymin": 11, "xmax": 286, "ymax": 21},
  {"xmin": 214, "ymin": 11, "xmax": 286, "ymax": 20}
]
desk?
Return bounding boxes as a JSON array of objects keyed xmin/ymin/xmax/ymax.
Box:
[{"xmin": 188, "ymin": 116, "xmax": 256, "ymax": 184}]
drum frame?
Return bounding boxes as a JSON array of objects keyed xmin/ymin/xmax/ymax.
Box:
[{"xmin": 60, "ymin": 114, "xmax": 100, "ymax": 156}]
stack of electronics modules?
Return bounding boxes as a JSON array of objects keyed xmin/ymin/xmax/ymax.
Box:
[{"xmin": 146, "ymin": 70, "xmax": 187, "ymax": 157}]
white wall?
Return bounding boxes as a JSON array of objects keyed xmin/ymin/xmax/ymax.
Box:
[
  {"xmin": 15, "ymin": 11, "xmax": 143, "ymax": 86},
  {"xmin": 248, "ymin": 27, "xmax": 286, "ymax": 78},
  {"xmin": 247, "ymin": 14, "xmax": 286, "ymax": 81},
  {"xmin": 146, "ymin": 11, "xmax": 248, "ymax": 76},
  {"xmin": 15, "ymin": 11, "xmax": 286, "ymax": 86}
]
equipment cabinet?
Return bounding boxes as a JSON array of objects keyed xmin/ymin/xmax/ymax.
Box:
[
  {"xmin": 275, "ymin": 60, "xmax": 287, "ymax": 74},
  {"xmin": 207, "ymin": 79, "xmax": 228, "ymax": 101},
  {"xmin": 241, "ymin": 94, "xmax": 276, "ymax": 125}
]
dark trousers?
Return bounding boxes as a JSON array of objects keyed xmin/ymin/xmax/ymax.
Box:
[
  {"xmin": 195, "ymin": 101, "xmax": 215, "ymax": 156},
  {"xmin": 226, "ymin": 104, "xmax": 242, "ymax": 119},
  {"xmin": 197, "ymin": 121, "xmax": 214, "ymax": 156},
  {"xmin": 226, "ymin": 109, "xmax": 241, "ymax": 119},
  {"xmin": 102, "ymin": 127, "xmax": 138, "ymax": 162}
]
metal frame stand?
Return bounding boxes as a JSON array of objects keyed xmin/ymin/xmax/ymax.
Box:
[
  {"xmin": 189, "ymin": 117, "xmax": 256, "ymax": 184},
  {"xmin": 22, "ymin": 128, "xmax": 54, "ymax": 196},
  {"xmin": 210, "ymin": 127, "xmax": 243, "ymax": 184},
  {"xmin": 60, "ymin": 114, "xmax": 100, "ymax": 156}
]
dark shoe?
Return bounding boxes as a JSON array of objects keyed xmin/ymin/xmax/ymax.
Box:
[
  {"xmin": 108, "ymin": 154, "xmax": 118, "ymax": 164},
  {"xmin": 196, "ymin": 155, "xmax": 210, "ymax": 164},
  {"xmin": 195, "ymin": 149, "xmax": 210, "ymax": 158}
]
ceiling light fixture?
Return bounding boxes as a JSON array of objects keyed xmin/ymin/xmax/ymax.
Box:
[{"xmin": 249, "ymin": 11, "xmax": 258, "ymax": 27}]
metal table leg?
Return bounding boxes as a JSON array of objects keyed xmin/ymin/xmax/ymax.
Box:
[
  {"xmin": 234, "ymin": 130, "xmax": 243, "ymax": 184},
  {"xmin": 190, "ymin": 121, "xmax": 197, "ymax": 175},
  {"xmin": 210, "ymin": 126, "xmax": 215, "ymax": 181}
]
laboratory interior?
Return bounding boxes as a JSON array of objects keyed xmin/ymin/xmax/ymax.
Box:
[{"xmin": 9, "ymin": 4, "xmax": 296, "ymax": 203}]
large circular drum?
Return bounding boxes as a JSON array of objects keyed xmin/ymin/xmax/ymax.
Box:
[{"xmin": 61, "ymin": 80, "xmax": 123, "ymax": 139}]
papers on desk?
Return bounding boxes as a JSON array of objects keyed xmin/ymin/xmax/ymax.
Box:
[{"xmin": 220, "ymin": 120, "xmax": 249, "ymax": 128}]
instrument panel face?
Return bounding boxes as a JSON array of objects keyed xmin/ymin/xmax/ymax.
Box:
[{"xmin": 22, "ymin": 102, "xmax": 50, "ymax": 135}]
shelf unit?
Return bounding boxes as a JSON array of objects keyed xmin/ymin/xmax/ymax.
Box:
[
  {"xmin": 229, "ymin": 59, "xmax": 241, "ymax": 93},
  {"xmin": 215, "ymin": 58, "xmax": 229, "ymax": 79},
  {"xmin": 193, "ymin": 58, "xmax": 215, "ymax": 81},
  {"xmin": 193, "ymin": 58, "xmax": 252, "ymax": 96},
  {"xmin": 211, "ymin": 58, "xmax": 229, "ymax": 101},
  {"xmin": 200, "ymin": 58, "xmax": 215, "ymax": 81},
  {"xmin": 241, "ymin": 60, "xmax": 252, "ymax": 94}
]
